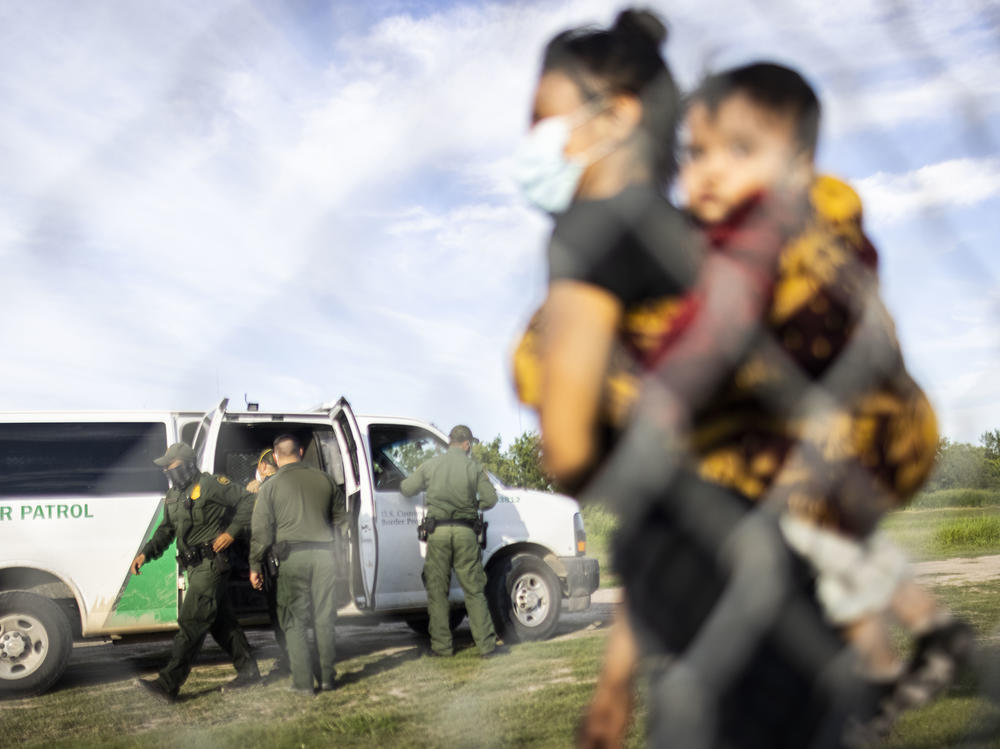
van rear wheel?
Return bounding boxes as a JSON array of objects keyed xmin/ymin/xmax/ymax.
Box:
[
  {"xmin": 487, "ymin": 554, "xmax": 560, "ymax": 642},
  {"xmin": 0, "ymin": 592, "xmax": 73, "ymax": 697}
]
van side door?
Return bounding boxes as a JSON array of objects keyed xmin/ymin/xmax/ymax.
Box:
[
  {"xmin": 366, "ymin": 422, "xmax": 448, "ymax": 609},
  {"xmin": 192, "ymin": 398, "xmax": 228, "ymax": 472},
  {"xmin": 327, "ymin": 399, "xmax": 376, "ymax": 609}
]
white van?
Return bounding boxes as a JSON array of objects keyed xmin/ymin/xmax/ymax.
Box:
[{"xmin": 0, "ymin": 398, "xmax": 599, "ymax": 696}]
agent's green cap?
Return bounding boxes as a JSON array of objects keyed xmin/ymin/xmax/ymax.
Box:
[
  {"xmin": 153, "ymin": 442, "xmax": 197, "ymax": 466},
  {"xmin": 449, "ymin": 425, "xmax": 478, "ymax": 444}
]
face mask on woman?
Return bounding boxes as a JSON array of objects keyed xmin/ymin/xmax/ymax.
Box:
[{"xmin": 513, "ymin": 103, "xmax": 615, "ymax": 215}]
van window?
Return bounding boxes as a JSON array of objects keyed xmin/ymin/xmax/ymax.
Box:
[
  {"xmin": 0, "ymin": 422, "xmax": 169, "ymax": 497},
  {"xmin": 368, "ymin": 425, "xmax": 446, "ymax": 492},
  {"xmin": 180, "ymin": 421, "xmax": 198, "ymax": 447}
]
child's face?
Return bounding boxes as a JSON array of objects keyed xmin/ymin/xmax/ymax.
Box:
[{"xmin": 680, "ymin": 92, "xmax": 812, "ymax": 223}]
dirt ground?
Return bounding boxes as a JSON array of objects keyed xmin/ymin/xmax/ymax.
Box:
[
  {"xmin": 58, "ymin": 596, "xmax": 619, "ymax": 693},
  {"xmin": 50, "ymin": 559, "xmax": 997, "ymax": 695},
  {"xmin": 912, "ymin": 554, "xmax": 1000, "ymax": 586}
]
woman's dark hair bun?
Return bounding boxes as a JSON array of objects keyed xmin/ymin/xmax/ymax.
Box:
[
  {"xmin": 541, "ymin": 6, "xmax": 679, "ymax": 188},
  {"xmin": 613, "ymin": 8, "xmax": 668, "ymax": 47}
]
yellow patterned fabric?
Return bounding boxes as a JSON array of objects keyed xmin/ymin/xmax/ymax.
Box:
[
  {"xmin": 511, "ymin": 307, "xmax": 545, "ymax": 411},
  {"xmin": 511, "ymin": 296, "xmax": 687, "ymax": 431},
  {"xmin": 689, "ymin": 176, "xmax": 938, "ymax": 533},
  {"xmin": 694, "ymin": 175, "xmax": 879, "ymax": 501},
  {"xmin": 511, "ymin": 303, "xmax": 648, "ymax": 431},
  {"xmin": 511, "ymin": 176, "xmax": 938, "ymax": 536},
  {"xmin": 769, "ymin": 373, "xmax": 939, "ymax": 535}
]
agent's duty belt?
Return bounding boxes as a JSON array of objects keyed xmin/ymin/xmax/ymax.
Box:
[
  {"xmin": 432, "ymin": 519, "xmax": 476, "ymax": 528},
  {"xmin": 177, "ymin": 542, "xmax": 217, "ymax": 569}
]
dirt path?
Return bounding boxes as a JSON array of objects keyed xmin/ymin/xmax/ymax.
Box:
[
  {"xmin": 587, "ymin": 554, "xmax": 1000, "ymax": 597},
  {"xmin": 912, "ymin": 554, "xmax": 1000, "ymax": 586}
]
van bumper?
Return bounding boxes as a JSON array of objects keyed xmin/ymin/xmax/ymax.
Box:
[{"xmin": 559, "ymin": 556, "xmax": 600, "ymax": 612}]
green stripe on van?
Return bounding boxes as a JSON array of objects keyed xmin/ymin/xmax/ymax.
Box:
[{"xmin": 105, "ymin": 507, "xmax": 177, "ymax": 627}]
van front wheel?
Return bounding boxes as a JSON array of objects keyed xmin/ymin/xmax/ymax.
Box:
[
  {"xmin": 487, "ymin": 554, "xmax": 560, "ymax": 642},
  {"xmin": 0, "ymin": 592, "xmax": 73, "ymax": 697}
]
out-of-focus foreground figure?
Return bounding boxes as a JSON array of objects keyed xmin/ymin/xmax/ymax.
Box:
[{"xmin": 512, "ymin": 9, "xmax": 973, "ymax": 749}]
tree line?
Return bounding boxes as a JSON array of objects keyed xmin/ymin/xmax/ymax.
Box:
[
  {"xmin": 472, "ymin": 432, "xmax": 552, "ymax": 492},
  {"xmin": 928, "ymin": 429, "xmax": 1000, "ymax": 491},
  {"xmin": 471, "ymin": 429, "xmax": 1000, "ymax": 493}
]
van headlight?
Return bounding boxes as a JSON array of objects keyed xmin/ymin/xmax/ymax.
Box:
[{"xmin": 573, "ymin": 512, "xmax": 586, "ymax": 556}]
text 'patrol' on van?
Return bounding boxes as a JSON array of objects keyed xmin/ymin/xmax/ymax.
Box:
[{"xmin": 0, "ymin": 398, "xmax": 599, "ymax": 696}]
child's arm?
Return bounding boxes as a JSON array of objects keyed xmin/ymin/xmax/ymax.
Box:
[
  {"xmin": 580, "ymin": 192, "xmax": 802, "ymax": 508},
  {"xmin": 643, "ymin": 192, "xmax": 800, "ymax": 420}
]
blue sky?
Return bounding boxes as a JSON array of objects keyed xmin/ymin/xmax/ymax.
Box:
[{"xmin": 1, "ymin": 0, "xmax": 997, "ymax": 447}]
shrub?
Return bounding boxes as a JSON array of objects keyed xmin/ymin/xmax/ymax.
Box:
[
  {"xmin": 934, "ymin": 516, "xmax": 1000, "ymax": 551},
  {"xmin": 911, "ymin": 489, "xmax": 1000, "ymax": 509},
  {"xmin": 581, "ymin": 504, "xmax": 618, "ymax": 547}
]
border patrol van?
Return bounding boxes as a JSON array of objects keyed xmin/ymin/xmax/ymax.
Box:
[{"xmin": 0, "ymin": 398, "xmax": 599, "ymax": 696}]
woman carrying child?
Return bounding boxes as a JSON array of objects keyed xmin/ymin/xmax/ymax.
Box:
[
  {"xmin": 512, "ymin": 10, "xmax": 879, "ymax": 748},
  {"xmin": 577, "ymin": 61, "xmax": 970, "ymax": 746}
]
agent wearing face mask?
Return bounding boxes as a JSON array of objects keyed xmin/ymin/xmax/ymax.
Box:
[
  {"xmin": 130, "ymin": 442, "xmax": 259, "ymax": 702},
  {"xmin": 246, "ymin": 447, "xmax": 278, "ymax": 494}
]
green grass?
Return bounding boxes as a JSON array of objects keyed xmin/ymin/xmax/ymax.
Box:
[
  {"xmin": 1, "ymin": 630, "xmax": 643, "ymax": 749},
  {"xmin": 887, "ymin": 691, "xmax": 1000, "ymax": 749},
  {"xmin": 881, "ymin": 506, "xmax": 1000, "ymax": 560},
  {"xmin": 932, "ymin": 579, "xmax": 1000, "ymax": 641},
  {"xmin": 887, "ymin": 578, "xmax": 1000, "ymax": 748},
  {"xmin": 936, "ymin": 516, "xmax": 1000, "ymax": 550}
]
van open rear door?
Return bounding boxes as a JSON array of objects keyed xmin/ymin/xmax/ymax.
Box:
[
  {"xmin": 327, "ymin": 398, "xmax": 376, "ymax": 609},
  {"xmin": 192, "ymin": 398, "xmax": 228, "ymax": 472}
]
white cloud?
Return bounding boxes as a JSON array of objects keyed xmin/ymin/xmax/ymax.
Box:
[
  {"xmin": 1, "ymin": 0, "xmax": 998, "ymax": 445},
  {"xmin": 823, "ymin": 60, "xmax": 1000, "ymax": 137},
  {"xmin": 854, "ymin": 157, "xmax": 1000, "ymax": 225}
]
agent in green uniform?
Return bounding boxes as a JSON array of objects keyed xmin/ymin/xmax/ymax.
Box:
[
  {"xmin": 400, "ymin": 425, "xmax": 502, "ymax": 657},
  {"xmin": 245, "ymin": 448, "xmax": 289, "ymax": 682},
  {"xmin": 130, "ymin": 442, "xmax": 259, "ymax": 702},
  {"xmin": 249, "ymin": 434, "xmax": 345, "ymax": 695}
]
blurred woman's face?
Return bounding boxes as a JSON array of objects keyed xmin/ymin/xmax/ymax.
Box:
[
  {"xmin": 517, "ymin": 69, "xmax": 644, "ymax": 210},
  {"xmin": 530, "ymin": 71, "xmax": 609, "ymax": 165}
]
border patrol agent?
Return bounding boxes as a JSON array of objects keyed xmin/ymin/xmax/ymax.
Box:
[
  {"xmin": 245, "ymin": 448, "xmax": 290, "ymax": 682},
  {"xmin": 400, "ymin": 424, "xmax": 502, "ymax": 657},
  {"xmin": 249, "ymin": 434, "xmax": 345, "ymax": 694},
  {"xmin": 131, "ymin": 442, "xmax": 259, "ymax": 702}
]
